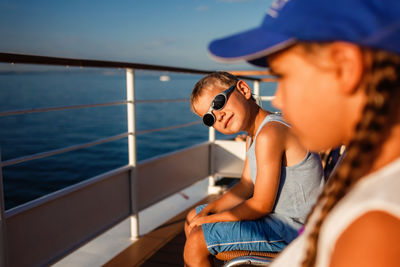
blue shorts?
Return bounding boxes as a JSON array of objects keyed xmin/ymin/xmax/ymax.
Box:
[{"xmin": 196, "ymin": 204, "xmax": 299, "ymax": 255}]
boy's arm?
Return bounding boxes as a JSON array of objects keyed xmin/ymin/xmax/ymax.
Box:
[
  {"xmin": 191, "ymin": 141, "xmax": 254, "ymax": 218},
  {"xmin": 189, "ymin": 122, "xmax": 286, "ymax": 227},
  {"xmin": 205, "ymin": 156, "xmax": 254, "ymax": 213},
  {"xmin": 188, "ymin": 137, "xmax": 255, "ymax": 226}
]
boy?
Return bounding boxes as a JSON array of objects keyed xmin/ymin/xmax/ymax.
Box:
[{"xmin": 183, "ymin": 72, "xmax": 323, "ymax": 267}]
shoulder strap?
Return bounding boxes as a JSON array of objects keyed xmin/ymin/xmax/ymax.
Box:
[{"xmin": 254, "ymin": 114, "xmax": 290, "ymax": 138}]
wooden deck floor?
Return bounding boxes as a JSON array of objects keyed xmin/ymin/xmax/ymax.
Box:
[
  {"xmin": 140, "ymin": 231, "xmax": 186, "ymax": 266},
  {"xmin": 140, "ymin": 229, "xmax": 225, "ymax": 267},
  {"xmin": 103, "ymin": 178, "xmax": 240, "ymax": 267},
  {"xmin": 103, "ymin": 195, "xmax": 222, "ymax": 267}
]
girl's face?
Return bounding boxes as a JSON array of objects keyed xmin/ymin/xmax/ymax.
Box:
[
  {"xmin": 193, "ymin": 82, "xmax": 250, "ymax": 135},
  {"xmin": 269, "ymin": 45, "xmax": 352, "ymax": 151}
]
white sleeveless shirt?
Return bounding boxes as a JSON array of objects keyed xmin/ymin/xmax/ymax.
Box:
[{"xmin": 270, "ymin": 157, "xmax": 400, "ymax": 267}]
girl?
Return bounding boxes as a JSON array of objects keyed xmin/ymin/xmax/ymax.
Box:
[
  {"xmin": 183, "ymin": 72, "xmax": 323, "ymax": 267},
  {"xmin": 208, "ymin": 0, "xmax": 400, "ymax": 266}
]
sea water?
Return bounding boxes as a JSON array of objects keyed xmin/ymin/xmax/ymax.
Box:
[{"xmin": 0, "ymin": 69, "xmax": 277, "ymax": 210}]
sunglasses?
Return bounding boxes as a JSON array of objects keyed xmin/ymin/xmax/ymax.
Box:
[{"xmin": 202, "ymin": 83, "xmax": 237, "ymax": 127}]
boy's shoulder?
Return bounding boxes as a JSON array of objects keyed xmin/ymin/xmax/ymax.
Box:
[
  {"xmin": 258, "ymin": 118, "xmax": 288, "ymax": 137},
  {"xmin": 255, "ymin": 120, "xmax": 288, "ymax": 148}
]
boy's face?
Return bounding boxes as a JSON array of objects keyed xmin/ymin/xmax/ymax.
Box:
[
  {"xmin": 269, "ymin": 45, "xmax": 349, "ymax": 151},
  {"xmin": 193, "ymin": 83, "xmax": 249, "ymax": 135}
]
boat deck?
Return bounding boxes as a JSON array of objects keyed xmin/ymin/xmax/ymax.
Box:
[{"xmin": 103, "ymin": 194, "xmax": 224, "ymax": 267}]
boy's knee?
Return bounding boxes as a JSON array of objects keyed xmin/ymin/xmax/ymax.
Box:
[
  {"xmin": 186, "ymin": 208, "xmax": 197, "ymax": 225},
  {"xmin": 185, "ymin": 226, "xmax": 206, "ymax": 250},
  {"xmin": 184, "ymin": 226, "xmax": 208, "ymax": 259},
  {"xmin": 184, "ymin": 208, "xmax": 198, "ymax": 237}
]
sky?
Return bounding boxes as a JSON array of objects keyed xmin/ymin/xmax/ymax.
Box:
[{"xmin": 0, "ymin": 0, "xmax": 274, "ymax": 71}]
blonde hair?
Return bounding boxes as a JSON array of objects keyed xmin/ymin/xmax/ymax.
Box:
[
  {"xmin": 300, "ymin": 46, "xmax": 400, "ymax": 267},
  {"xmin": 190, "ymin": 71, "xmax": 238, "ymax": 113}
]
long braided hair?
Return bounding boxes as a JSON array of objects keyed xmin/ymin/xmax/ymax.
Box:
[{"xmin": 300, "ymin": 46, "xmax": 400, "ymax": 267}]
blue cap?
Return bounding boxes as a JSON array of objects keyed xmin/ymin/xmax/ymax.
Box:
[{"xmin": 208, "ymin": 0, "xmax": 400, "ymax": 67}]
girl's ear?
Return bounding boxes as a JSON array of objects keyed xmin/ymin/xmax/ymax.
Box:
[
  {"xmin": 236, "ymin": 80, "xmax": 253, "ymax": 99},
  {"xmin": 329, "ymin": 42, "xmax": 364, "ymax": 95}
]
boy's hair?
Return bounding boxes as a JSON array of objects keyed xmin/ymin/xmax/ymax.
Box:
[
  {"xmin": 190, "ymin": 71, "xmax": 258, "ymax": 114},
  {"xmin": 190, "ymin": 71, "xmax": 238, "ymax": 112},
  {"xmin": 300, "ymin": 45, "xmax": 400, "ymax": 267}
]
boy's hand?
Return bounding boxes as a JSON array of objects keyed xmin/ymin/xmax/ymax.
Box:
[
  {"xmin": 188, "ymin": 204, "xmax": 214, "ymax": 225},
  {"xmin": 195, "ymin": 207, "xmax": 211, "ymax": 218},
  {"xmin": 187, "ymin": 216, "xmax": 209, "ymax": 235},
  {"xmin": 187, "ymin": 208, "xmax": 213, "ymax": 234}
]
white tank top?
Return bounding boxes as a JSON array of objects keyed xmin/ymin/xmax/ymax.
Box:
[{"xmin": 270, "ymin": 157, "xmax": 400, "ymax": 267}]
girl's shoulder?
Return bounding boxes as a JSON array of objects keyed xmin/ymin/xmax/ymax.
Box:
[
  {"xmin": 316, "ymin": 158, "xmax": 400, "ymax": 266},
  {"xmin": 330, "ymin": 210, "xmax": 400, "ymax": 267},
  {"xmin": 327, "ymin": 158, "xmax": 400, "ymax": 225}
]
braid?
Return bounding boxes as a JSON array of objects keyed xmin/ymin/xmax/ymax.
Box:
[{"xmin": 301, "ymin": 49, "xmax": 400, "ymax": 267}]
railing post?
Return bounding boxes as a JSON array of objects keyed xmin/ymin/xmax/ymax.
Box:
[
  {"xmin": 208, "ymin": 127, "xmax": 219, "ymax": 194},
  {"xmin": 253, "ymin": 80, "xmax": 260, "ymax": 96},
  {"xmin": 253, "ymin": 80, "xmax": 261, "ymax": 106},
  {"xmin": 126, "ymin": 68, "xmax": 139, "ymax": 239},
  {"xmin": 0, "ymin": 151, "xmax": 8, "ymax": 267}
]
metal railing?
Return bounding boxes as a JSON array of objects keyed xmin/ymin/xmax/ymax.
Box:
[{"xmin": 0, "ymin": 52, "xmax": 275, "ymax": 267}]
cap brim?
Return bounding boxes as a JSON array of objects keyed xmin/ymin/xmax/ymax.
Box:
[{"xmin": 208, "ymin": 26, "xmax": 296, "ymax": 67}]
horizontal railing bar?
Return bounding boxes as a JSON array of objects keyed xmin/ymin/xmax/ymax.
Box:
[
  {"xmin": 135, "ymin": 98, "xmax": 188, "ymax": 104},
  {"xmin": 1, "ymin": 133, "xmax": 129, "ymax": 167},
  {"xmin": 0, "ymin": 96, "xmax": 274, "ymax": 118},
  {"xmin": 0, "ymin": 52, "xmax": 261, "ymax": 81},
  {"xmin": 260, "ymin": 96, "xmax": 275, "ymax": 101},
  {"xmin": 260, "ymin": 78, "xmax": 278, "ymax": 82},
  {"xmin": 228, "ymin": 70, "xmax": 273, "ymax": 76},
  {"xmin": 5, "ymin": 164, "xmax": 131, "ymax": 217},
  {"xmin": 2, "ymin": 120, "xmax": 202, "ymax": 167},
  {"xmin": 0, "ymin": 99, "xmax": 190, "ymax": 117},
  {"xmin": 0, "ymin": 101, "xmax": 128, "ymax": 117},
  {"xmin": 136, "ymin": 121, "xmax": 202, "ymax": 135}
]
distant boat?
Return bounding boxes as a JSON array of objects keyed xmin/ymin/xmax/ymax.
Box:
[{"xmin": 160, "ymin": 75, "xmax": 170, "ymax": 82}]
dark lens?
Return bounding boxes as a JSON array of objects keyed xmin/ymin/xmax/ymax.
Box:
[
  {"xmin": 203, "ymin": 113, "xmax": 215, "ymax": 127},
  {"xmin": 212, "ymin": 94, "xmax": 226, "ymax": 110}
]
